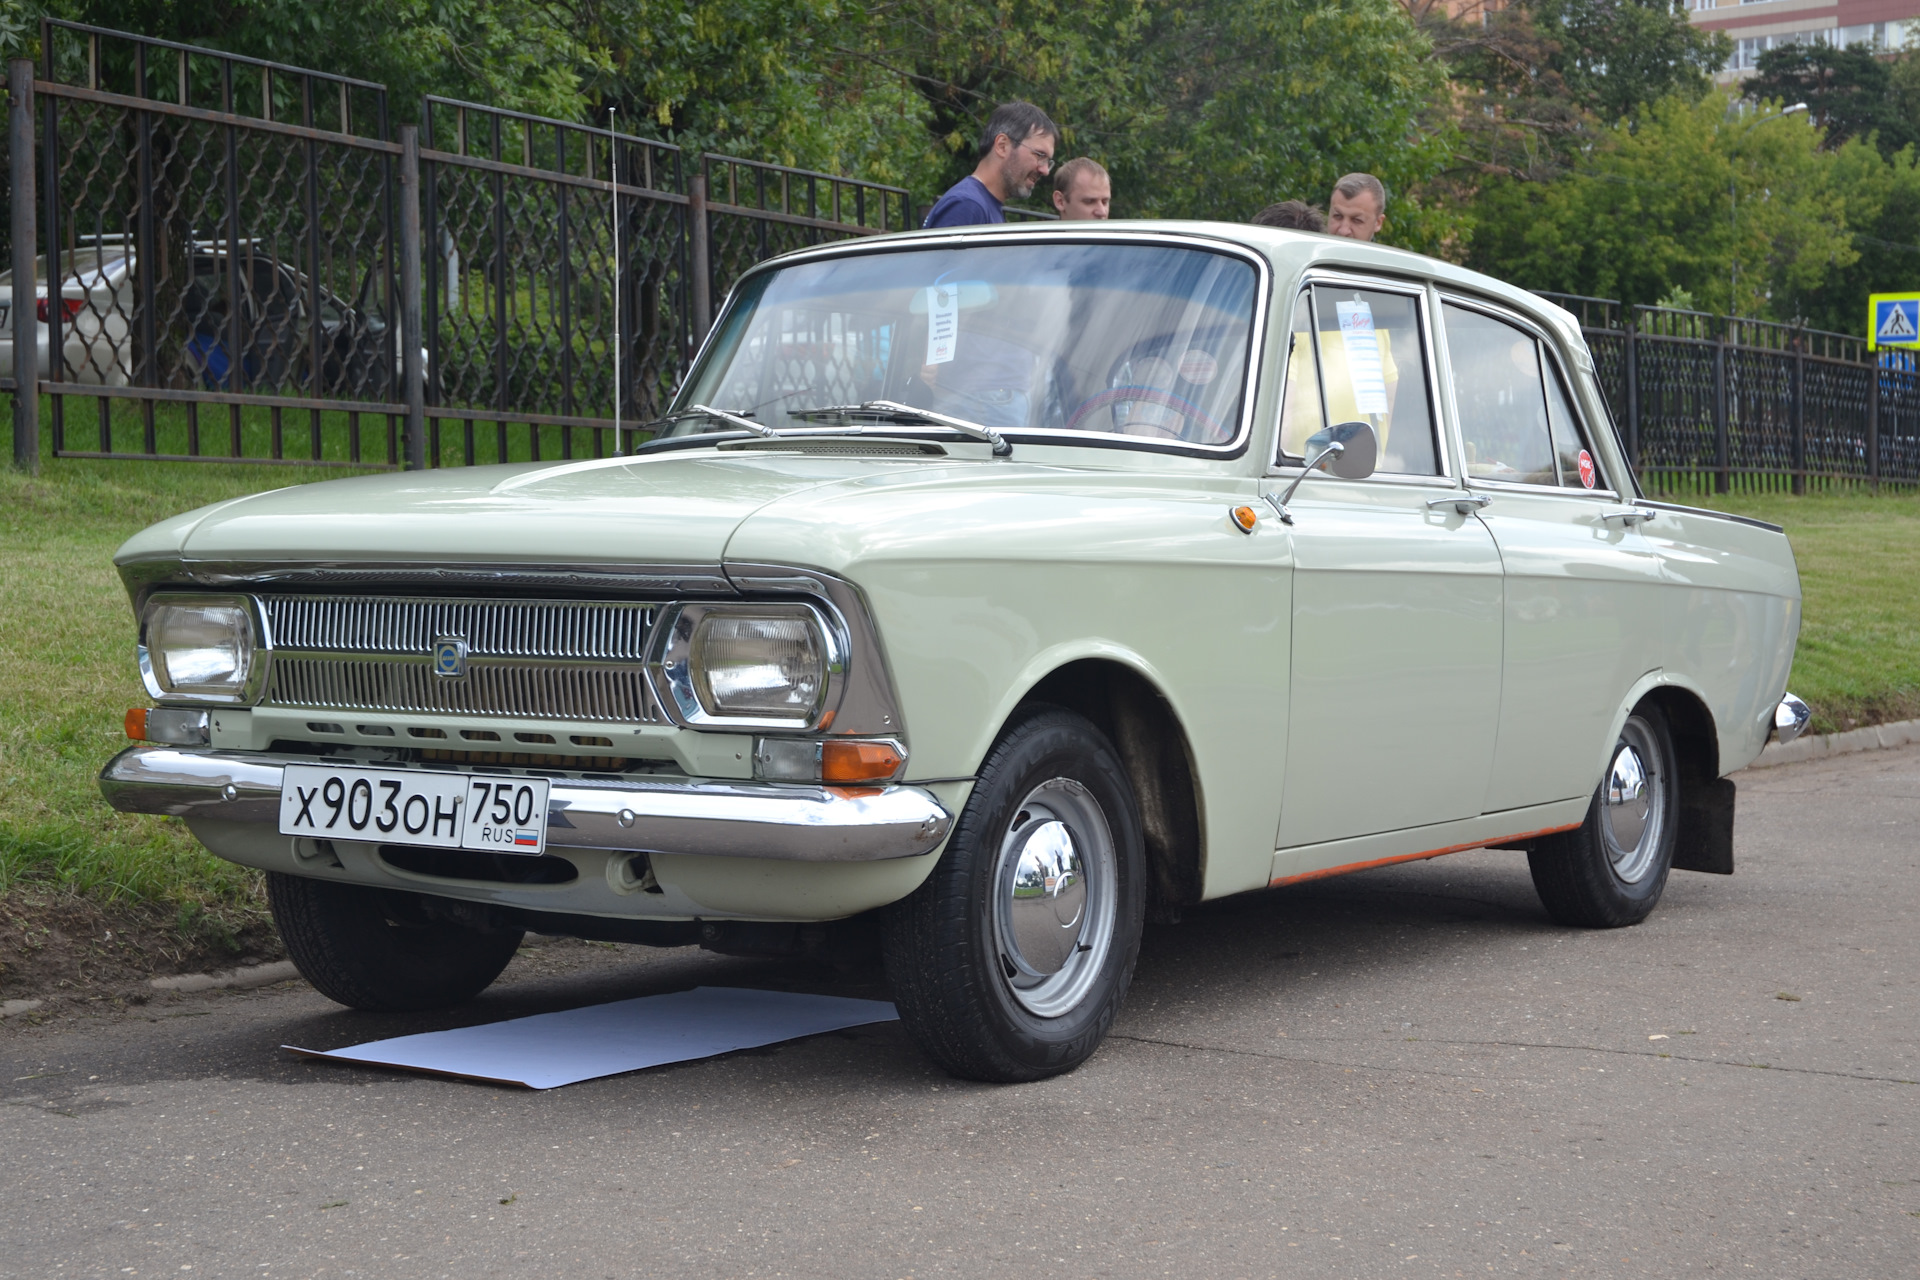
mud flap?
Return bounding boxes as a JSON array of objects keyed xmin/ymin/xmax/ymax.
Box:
[{"xmin": 1671, "ymin": 776, "xmax": 1735, "ymax": 874}]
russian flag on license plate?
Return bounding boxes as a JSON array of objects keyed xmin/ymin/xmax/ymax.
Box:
[{"xmin": 513, "ymin": 831, "xmax": 540, "ymax": 848}]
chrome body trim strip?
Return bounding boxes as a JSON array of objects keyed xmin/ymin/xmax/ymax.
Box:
[
  {"xmin": 98, "ymin": 747, "xmax": 954, "ymax": 863},
  {"xmin": 116, "ymin": 561, "xmax": 736, "ymax": 614}
]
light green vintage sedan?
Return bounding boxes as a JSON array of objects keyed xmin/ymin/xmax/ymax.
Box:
[{"xmin": 100, "ymin": 223, "xmax": 1808, "ymax": 1082}]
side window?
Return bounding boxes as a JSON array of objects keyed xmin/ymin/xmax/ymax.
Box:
[
  {"xmin": 1544, "ymin": 360, "xmax": 1607, "ymax": 491},
  {"xmin": 1444, "ymin": 303, "xmax": 1555, "ymax": 484},
  {"xmin": 1281, "ymin": 284, "xmax": 1439, "ymax": 476},
  {"xmin": 1445, "ymin": 300, "xmax": 1607, "ymax": 490},
  {"xmin": 1276, "ymin": 293, "xmax": 1324, "ymax": 461}
]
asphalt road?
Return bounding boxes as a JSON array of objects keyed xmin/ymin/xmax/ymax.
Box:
[{"xmin": 4, "ymin": 745, "xmax": 1916, "ymax": 1280}]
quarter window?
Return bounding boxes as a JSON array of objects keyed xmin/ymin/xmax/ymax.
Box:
[
  {"xmin": 1280, "ymin": 284, "xmax": 1439, "ymax": 476},
  {"xmin": 1444, "ymin": 302, "xmax": 1606, "ymax": 491}
]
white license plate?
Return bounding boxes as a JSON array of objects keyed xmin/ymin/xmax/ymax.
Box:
[{"xmin": 278, "ymin": 765, "xmax": 550, "ymax": 855}]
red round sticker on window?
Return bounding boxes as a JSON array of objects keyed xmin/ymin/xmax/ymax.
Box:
[{"xmin": 1577, "ymin": 449, "xmax": 1596, "ymax": 489}]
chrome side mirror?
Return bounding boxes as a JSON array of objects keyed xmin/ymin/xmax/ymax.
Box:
[{"xmin": 1268, "ymin": 421, "xmax": 1380, "ymax": 524}]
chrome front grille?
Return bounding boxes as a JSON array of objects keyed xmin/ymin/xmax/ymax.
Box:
[
  {"xmin": 259, "ymin": 595, "xmax": 663, "ymax": 723},
  {"xmin": 262, "ymin": 596, "xmax": 655, "ymax": 660},
  {"xmin": 266, "ymin": 657, "xmax": 658, "ymax": 722}
]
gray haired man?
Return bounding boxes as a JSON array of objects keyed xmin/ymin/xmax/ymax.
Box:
[{"xmin": 1327, "ymin": 173, "xmax": 1387, "ymax": 242}]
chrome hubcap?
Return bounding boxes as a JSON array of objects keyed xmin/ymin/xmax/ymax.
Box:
[
  {"xmin": 1600, "ymin": 717, "xmax": 1666, "ymax": 884},
  {"xmin": 992, "ymin": 778, "xmax": 1116, "ymax": 1018}
]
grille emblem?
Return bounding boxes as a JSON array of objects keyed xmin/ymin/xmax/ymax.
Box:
[{"xmin": 431, "ymin": 636, "xmax": 469, "ymax": 679}]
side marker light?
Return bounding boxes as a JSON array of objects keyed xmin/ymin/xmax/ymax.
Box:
[
  {"xmin": 124, "ymin": 707, "xmax": 148, "ymax": 741},
  {"xmin": 1230, "ymin": 505, "xmax": 1259, "ymax": 533}
]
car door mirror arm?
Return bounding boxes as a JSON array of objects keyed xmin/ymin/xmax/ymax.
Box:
[{"xmin": 1268, "ymin": 421, "xmax": 1380, "ymax": 524}]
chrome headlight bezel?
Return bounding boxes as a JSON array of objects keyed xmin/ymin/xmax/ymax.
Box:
[
  {"xmin": 137, "ymin": 593, "xmax": 271, "ymax": 706},
  {"xmin": 649, "ymin": 601, "xmax": 846, "ymax": 731}
]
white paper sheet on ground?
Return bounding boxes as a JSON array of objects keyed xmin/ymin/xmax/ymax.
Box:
[{"xmin": 284, "ymin": 986, "xmax": 898, "ymax": 1089}]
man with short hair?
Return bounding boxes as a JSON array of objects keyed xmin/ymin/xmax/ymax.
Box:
[
  {"xmin": 921, "ymin": 102, "xmax": 1061, "ymax": 228},
  {"xmin": 1051, "ymin": 158, "xmax": 1111, "ymax": 220},
  {"xmin": 1251, "ymin": 200, "xmax": 1324, "ymax": 232},
  {"xmin": 1327, "ymin": 173, "xmax": 1386, "ymax": 241}
]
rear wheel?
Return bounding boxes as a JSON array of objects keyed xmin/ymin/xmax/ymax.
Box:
[
  {"xmin": 1528, "ymin": 707, "xmax": 1679, "ymax": 928},
  {"xmin": 882, "ymin": 707, "xmax": 1146, "ymax": 1082},
  {"xmin": 268, "ymin": 873, "xmax": 523, "ymax": 1011}
]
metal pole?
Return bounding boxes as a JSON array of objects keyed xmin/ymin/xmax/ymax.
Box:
[
  {"xmin": 398, "ymin": 124, "xmax": 426, "ymax": 470},
  {"xmin": 1624, "ymin": 313, "xmax": 1639, "ymax": 470},
  {"xmin": 610, "ymin": 109, "xmax": 621, "ymax": 455},
  {"xmin": 9, "ymin": 60, "xmax": 37, "ymax": 473},
  {"xmin": 688, "ymin": 166, "xmax": 711, "ymax": 344},
  {"xmin": 1713, "ymin": 329, "xmax": 1729, "ymax": 495},
  {"xmin": 1867, "ymin": 348, "xmax": 1880, "ymax": 493},
  {"xmin": 1791, "ymin": 338, "xmax": 1805, "ymax": 495}
]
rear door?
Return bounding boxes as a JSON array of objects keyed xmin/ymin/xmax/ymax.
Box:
[{"xmin": 1437, "ymin": 297, "xmax": 1665, "ymax": 812}]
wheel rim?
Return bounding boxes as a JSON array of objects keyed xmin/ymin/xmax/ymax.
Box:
[
  {"xmin": 991, "ymin": 777, "xmax": 1118, "ymax": 1019},
  {"xmin": 1600, "ymin": 716, "xmax": 1666, "ymax": 885}
]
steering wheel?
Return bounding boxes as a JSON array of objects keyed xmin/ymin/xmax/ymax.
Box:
[{"xmin": 1066, "ymin": 386, "xmax": 1229, "ymax": 444}]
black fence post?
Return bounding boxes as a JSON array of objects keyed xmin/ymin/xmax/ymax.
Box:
[
  {"xmin": 9, "ymin": 59, "xmax": 38, "ymax": 474},
  {"xmin": 1791, "ymin": 338, "xmax": 1805, "ymax": 496},
  {"xmin": 688, "ymin": 164, "xmax": 711, "ymax": 345},
  {"xmin": 1713, "ymin": 326, "xmax": 1730, "ymax": 495},
  {"xmin": 1867, "ymin": 349, "xmax": 1880, "ymax": 493},
  {"xmin": 399, "ymin": 124, "xmax": 426, "ymax": 470},
  {"xmin": 1624, "ymin": 316, "xmax": 1639, "ymax": 470}
]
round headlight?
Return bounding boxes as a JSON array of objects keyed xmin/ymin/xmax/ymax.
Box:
[
  {"xmin": 141, "ymin": 596, "xmax": 260, "ymax": 702},
  {"xmin": 689, "ymin": 609, "xmax": 828, "ymax": 720}
]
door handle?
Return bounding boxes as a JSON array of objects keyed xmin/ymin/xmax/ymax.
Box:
[
  {"xmin": 1427, "ymin": 493, "xmax": 1492, "ymax": 515},
  {"xmin": 1601, "ymin": 507, "xmax": 1656, "ymax": 527}
]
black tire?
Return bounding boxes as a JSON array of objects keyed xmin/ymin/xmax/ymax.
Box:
[
  {"xmin": 882, "ymin": 706, "xmax": 1146, "ymax": 1083},
  {"xmin": 1528, "ymin": 705, "xmax": 1680, "ymax": 928},
  {"xmin": 267, "ymin": 873, "xmax": 523, "ymax": 1012}
]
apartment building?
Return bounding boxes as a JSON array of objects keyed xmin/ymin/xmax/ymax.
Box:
[{"xmin": 1688, "ymin": 0, "xmax": 1915, "ymax": 77}]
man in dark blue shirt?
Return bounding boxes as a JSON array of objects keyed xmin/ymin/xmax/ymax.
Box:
[{"xmin": 921, "ymin": 102, "xmax": 1060, "ymax": 229}]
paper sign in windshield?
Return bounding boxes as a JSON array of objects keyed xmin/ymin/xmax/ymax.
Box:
[
  {"xmin": 1335, "ymin": 301, "xmax": 1390, "ymax": 415},
  {"xmin": 925, "ymin": 283, "xmax": 959, "ymax": 365}
]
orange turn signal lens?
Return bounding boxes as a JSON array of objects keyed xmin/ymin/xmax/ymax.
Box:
[
  {"xmin": 820, "ymin": 739, "xmax": 904, "ymax": 784},
  {"xmin": 1230, "ymin": 504, "xmax": 1258, "ymax": 533},
  {"xmin": 124, "ymin": 707, "xmax": 149, "ymax": 740}
]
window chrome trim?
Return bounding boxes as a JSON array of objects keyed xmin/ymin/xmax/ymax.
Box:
[
  {"xmin": 138, "ymin": 592, "xmax": 273, "ymax": 707},
  {"xmin": 1269, "ymin": 270, "xmax": 1451, "ymax": 481},
  {"xmin": 1435, "ymin": 290, "xmax": 1626, "ymax": 498},
  {"xmin": 680, "ymin": 231, "xmax": 1273, "ymax": 461}
]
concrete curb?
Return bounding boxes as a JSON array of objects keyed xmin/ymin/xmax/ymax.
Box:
[
  {"xmin": 149, "ymin": 960, "xmax": 301, "ymax": 994},
  {"xmin": 1744, "ymin": 717, "xmax": 1920, "ymax": 769}
]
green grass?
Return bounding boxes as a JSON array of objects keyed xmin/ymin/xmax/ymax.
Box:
[
  {"xmin": 0, "ymin": 455, "xmax": 379, "ymax": 910},
  {"xmin": 1683, "ymin": 486, "xmax": 1920, "ymax": 734},
  {"xmin": 1, "ymin": 458, "xmax": 1915, "ymax": 912}
]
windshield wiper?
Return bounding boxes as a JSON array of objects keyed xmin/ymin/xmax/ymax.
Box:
[
  {"xmin": 791, "ymin": 400, "xmax": 1011, "ymax": 456},
  {"xmin": 684, "ymin": 403, "xmax": 777, "ymax": 436}
]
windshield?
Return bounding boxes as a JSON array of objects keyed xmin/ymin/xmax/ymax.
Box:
[{"xmin": 670, "ymin": 241, "xmax": 1261, "ymax": 449}]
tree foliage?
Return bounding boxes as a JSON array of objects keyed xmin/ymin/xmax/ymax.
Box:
[{"xmin": 1746, "ymin": 40, "xmax": 1917, "ymax": 158}]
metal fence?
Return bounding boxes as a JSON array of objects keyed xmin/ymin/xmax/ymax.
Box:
[
  {"xmin": 4, "ymin": 20, "xmax": 912, "ymax": 471},
  {"xmin": 1537, "ymin": 292, "xmax": 1920, "ymax": 494}
]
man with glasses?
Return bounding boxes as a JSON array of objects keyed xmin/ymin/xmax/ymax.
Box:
[{"xmin": 921, "ymin": 102, "xmax": 1061, "ymax": 228}]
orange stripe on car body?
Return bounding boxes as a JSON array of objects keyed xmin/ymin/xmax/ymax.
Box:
[{"xmin": 1269, "ymin": 822, "xmax": 1583, "ymax": 888}]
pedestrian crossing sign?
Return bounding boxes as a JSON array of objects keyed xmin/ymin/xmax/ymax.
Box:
[{"xmin": 1869, "ymin": 293, "xmax": 1920, "ymax": 349}]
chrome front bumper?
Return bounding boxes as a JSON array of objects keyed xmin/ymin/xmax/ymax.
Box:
[{"xmin": 99, "ymin": 746, "xmax": 954, "ymax": 863}]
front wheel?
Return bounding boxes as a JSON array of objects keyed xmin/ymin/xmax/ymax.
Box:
[
  {"xmin": 882, "ymin": 706, "xmax": 1146, "ymax": 1082},
  {"xmin": 1528, "ymin": 707, "xmax": 1679, "ymax": 928},
  {"xmin": 268, "ymin": 873, "xmax": 524, "ymax": 1011}
]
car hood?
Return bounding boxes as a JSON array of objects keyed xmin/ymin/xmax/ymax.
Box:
[{"xmin": 113, "ymin": 449, "xmax": 1010, "ymax": 575}]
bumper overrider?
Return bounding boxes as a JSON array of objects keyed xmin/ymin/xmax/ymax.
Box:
[{"xmin": 99, "ymin": 746, "xmax": 955, "ymax": 863}]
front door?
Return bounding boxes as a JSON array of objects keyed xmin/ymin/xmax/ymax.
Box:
[{"xmin": 1273, "ymin": 280, "xmax": 1505, "ymax": 852}]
